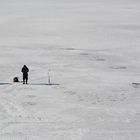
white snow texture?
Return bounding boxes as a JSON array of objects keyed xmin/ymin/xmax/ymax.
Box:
[{"xmin": 0, "ymin": 0, "xmax": 140, "ymax": 139}]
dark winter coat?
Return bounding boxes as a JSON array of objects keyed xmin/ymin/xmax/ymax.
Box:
[{"xmin": 21, "ymin": 65, "xmax": 29, "ymax": 79}]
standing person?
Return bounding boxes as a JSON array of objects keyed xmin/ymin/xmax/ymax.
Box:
[{"xmin": 21, "ymin": 65, "xmax": 29, "ymax": 84}]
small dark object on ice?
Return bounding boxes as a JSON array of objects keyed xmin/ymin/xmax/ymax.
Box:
[
  {"xmin": 132, "ymin": 83, "xmax": 140, "ymax": 85},
  {"xmin": 13, "ymin": 77, "xmax": 19, "ymax": 82},
  {"xmin": 132, "ymin": 83, "xmax": 140, "ymax": 88}
]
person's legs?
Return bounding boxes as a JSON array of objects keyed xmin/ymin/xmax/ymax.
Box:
[
  {"xmin": 23, "ymin": 78, "xmax": 25, "ymax": 84},
  {"xmin": 23, "ymin": 73, "xmax": 28, "ymax": 84},
  {"xmin": 25, "ymin": 78, "xmax": 28, "ymax": 84}
]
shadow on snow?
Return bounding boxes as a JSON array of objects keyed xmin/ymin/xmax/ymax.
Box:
[
  {"xmin": 0, "ymin": 83, "xmax": 12, "ymax": 85},
  {"xmin": 29, "ymin": 83, "xmax": 60, "ymax": 86},
  {"xmin": 0, "ymin": 82, "xmax": 59, "ymax": 86}
]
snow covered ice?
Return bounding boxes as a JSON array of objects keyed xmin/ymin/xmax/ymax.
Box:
[{"xmin": 0, "ymin": 0, "xmax": 140, "ymax": 139}]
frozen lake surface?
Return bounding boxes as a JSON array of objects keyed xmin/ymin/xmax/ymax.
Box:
[{"xmin": 0, "ymin": 0, "xmax": 140, "ymax": 139}]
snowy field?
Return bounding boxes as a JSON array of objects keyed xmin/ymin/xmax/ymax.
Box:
[{"xmin": 0, "ymin": 0, "xmax": 140, "ymax": 139}]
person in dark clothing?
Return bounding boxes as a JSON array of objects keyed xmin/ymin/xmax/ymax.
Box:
[{"xmin": 21, "ymin": 65, "xmax": 29, "ymax": 84}]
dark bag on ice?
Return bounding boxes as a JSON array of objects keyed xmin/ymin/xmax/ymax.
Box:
[{"xmin": 13, "ymin": 77, "xmax": 19, "ymax": 82}]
